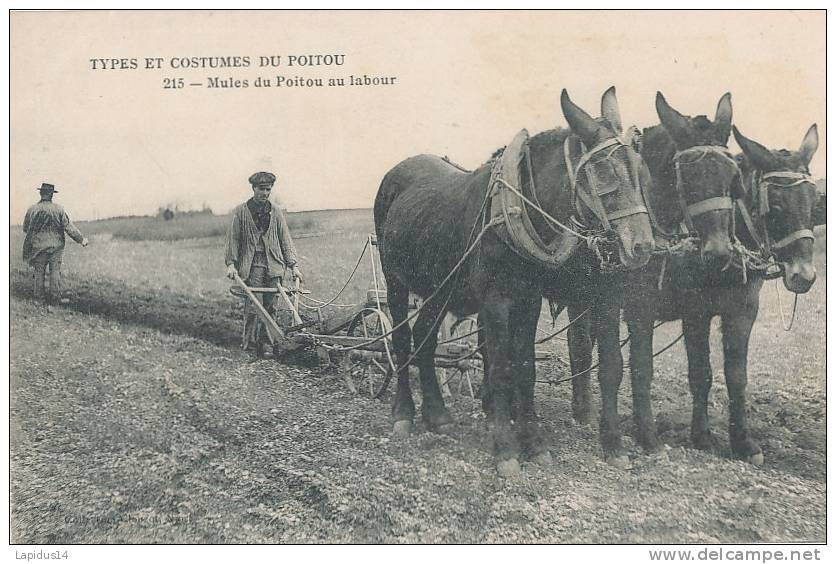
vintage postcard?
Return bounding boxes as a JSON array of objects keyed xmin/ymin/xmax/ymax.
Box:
[{"xmin": 8, "ymin": 9, "xmax": 826, "ymax": 553}]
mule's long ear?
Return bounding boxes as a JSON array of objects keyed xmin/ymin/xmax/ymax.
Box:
[
  {"xmin": 733, "ymin": 125, "xmax": 777, "ymax": 172},
  {"xmin": 655, "ymin": 92, "xmax": 691, "ymax": 147},
  {"xmin": 713, "ymin": 92, "xmax": 733, "ymax": 145},
  {"xmin": 561, "ymin": 89, "xmax": 601, "ymax": 146},
  {"xmin": 600, "ymin": 86, "xmax": 623, "ymax": 135},
  {"xmin": 798, "ymin": 124, "xmax": 819, "ymax": 166}
]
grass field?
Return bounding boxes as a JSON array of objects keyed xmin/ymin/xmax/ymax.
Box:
[
  {"xmin": 10, "ymin": 209, "xmax": 378, "ymax": 345},
  {"xmin": 59, "ymin": 208, "xmax": 371, "ymax": 242},
  {"xmin": 8, "ymin": 210, "xmax": 827, "ymax": 543}
]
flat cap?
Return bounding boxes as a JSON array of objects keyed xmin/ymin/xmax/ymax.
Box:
[
  {"xmin": 248, "ymin": 171, "xmax": 276, "ymax": 186},
  {"xmin": 38, "ymin": 182, "xmax": 58, "ymax": 193}
]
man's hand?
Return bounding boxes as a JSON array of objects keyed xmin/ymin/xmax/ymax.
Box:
[
  {"xmin": 226, "ymin": 264, "xmax": 238, "ymax": 280},
  {"xmin": 291, "ymin": 266, "xmax": 303, "ymax": 282},
  {"xmin": 81, "ymin": 238, "xmax": 89, "ymax": 247}
]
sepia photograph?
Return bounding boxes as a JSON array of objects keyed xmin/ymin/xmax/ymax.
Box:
[{"xmin": 7, "ymin": 8, "xmax": 827, "ymax": 552}]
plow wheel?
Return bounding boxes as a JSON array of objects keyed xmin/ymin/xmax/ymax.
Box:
[
  {"xmin": 345, "ymin": 307, "xmax": 396, "ymax": 399},
  {"xmin": 438, "ymin": 315, "xmax": 483, "ymax": 400}
]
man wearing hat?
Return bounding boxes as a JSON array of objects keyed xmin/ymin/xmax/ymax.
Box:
[
  {"xmin": 22, "ymin": 183, "xmax": 89, "ymax": 305},
  {"xmin": 225, "ymin": 171, "xmax": 303, "ymax": 358}
]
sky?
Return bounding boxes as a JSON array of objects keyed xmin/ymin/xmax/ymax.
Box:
[{"xmin": 9, "ymin": 10, "xmax": 826, "ymax": 222}]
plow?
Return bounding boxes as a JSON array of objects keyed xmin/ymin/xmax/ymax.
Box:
[{"xmin": 230, "ymin": 233, "xmax": 547, "ymax": 399}]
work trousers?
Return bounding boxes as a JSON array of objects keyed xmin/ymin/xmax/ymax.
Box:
[{"xmin": 31, "ymin": 249, "xmax": 64, "ymax": 303}]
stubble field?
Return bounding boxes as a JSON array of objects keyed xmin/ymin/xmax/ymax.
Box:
[{"xmin": 8, "ymin": 210, "xmax": 827, "ymax": 543}]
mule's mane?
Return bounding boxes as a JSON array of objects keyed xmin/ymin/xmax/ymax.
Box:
[
  {"xmin": 483, "ymin": 127, "xmax": 573, "ymax": 166},
  {"xmin": 691, "ymin": 115, "xmax": 713, "ymax": 131}
]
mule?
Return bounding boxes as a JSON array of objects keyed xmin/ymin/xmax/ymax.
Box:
[
  {"xmin": 374, "ymin": 88, "xmax": 655, "ymax": 475},
  {"xmin": 663, "ymin": 123, "xmax": 818, "ymax": 462},
  {"xmin": 570, "ymin": 108, "xmax": 819, "ymax": 464},
  {"xmin": 566, "ymin": 92, "xmax": 741, "ymax": 459}
]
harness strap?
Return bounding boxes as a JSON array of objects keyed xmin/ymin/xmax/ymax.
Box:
[
  {"xmin": 752, "ymin": 170, "xmax": 816, "ymax": 253},
  {"xmin": 606, "ymin": 205, "xmax": 649, "ymax": 221},
  {"xmin": 673, "ymin": 145, "xmax": 740, "ymax": 234},
  {"xmin": 762, "ymin": 171, "xmax": 811, "ymax": 185},
  {"xmin": 563, "ymin": 135, "xmax": 648, "ymax": 231},
  {"xmin": 735, "ymin": 199, "xmax": 766, "ymax": 252},
  {"xmin": 674, "ymin": 161, "xmax": 695, "ymax": 232},
  {"xmin": 772, "ymin": 229, "xmax": 815, "ymax": 250},
  {"xmin": 686, "ymin": 196, "xmax": 732, "ymax": 218},
  {"xmin": 673, "ymin": 145, "xmax": 738, "ymax": 167}
]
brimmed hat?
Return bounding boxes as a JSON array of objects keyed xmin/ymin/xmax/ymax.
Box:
[
  {"xmin": 38, "ymin": 183, "xmax": 58, "ymax": 193},
  {"xmin": 248, "ymin": 171, "xmax": 276, "ymax": 186}
]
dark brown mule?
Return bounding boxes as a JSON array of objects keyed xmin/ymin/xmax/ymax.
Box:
[
  {"xmin": 665, "ymin": 123, "xmax": 819, "ymax": 463},
  {"xmin": 566, "ymin": 93, "xmax": 741, "ymax": 460},
  {"xmin": 374, "ymin": 88, "xmax": 654, "ymax": 475},
  {"xmin": 572, "ymin": 109, "xmax": 819, "ymax": 464}
]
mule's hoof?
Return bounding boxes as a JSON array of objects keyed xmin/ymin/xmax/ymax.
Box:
[
  {"xmin": 531, "ymin": 451, "xmax": 553, "ymax": 466},
  {"xmin": 606, "ymin": 454, "xmax": 631, "ymax": 470},
  {"xmin": 497, "ymin": 458, "xmax": 521, "ymax": 478},
  {"xmin": 392, "ymin": 420, "xmax": 413, "ymax": 437},
  {"xmin": 746, "ymin": 452, "xmax": 765, "ymax": 466}
]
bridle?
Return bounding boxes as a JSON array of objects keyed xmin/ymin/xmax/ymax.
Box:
[
  {"xmin": 486, "ymin": 128, "xmax": 652, "ymax": 272},
  {"xmin": 668, "ymin": 145, "xmax": 738, "ymax": 235},
  {"xmin": 563, "ymin": 133, "xmax": 649, "ymax": 233},
  {"xmin": 736, "ymin": 170, "xmax": 816, "ymax": 258}
]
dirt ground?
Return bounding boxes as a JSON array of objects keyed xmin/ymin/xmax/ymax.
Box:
[{"xmin": 9, "ymin": 254, "xmax": 826, "ymax": 543}]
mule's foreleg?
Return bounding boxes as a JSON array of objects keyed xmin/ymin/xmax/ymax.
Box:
[
  {"xmin": 720, "ymin": 286, "xmax": 762, "ymax": 464},
  {"xmin": 682, "ymin": 311, "xmax": 714, "ymax": 452},
  {"xmin": 388, "ymin": 280, "xmax": 415, "ymax": 436},
  {"xmin": 567, "ymin": 302, "xmax": 594, "ymax": 425},
  {"xmin": 512, "ymin": 294, "xmax": 551, "ymax": 464},
  {"xmin": 412, "ymin": 300, "xmax": 454, "ymax": 433},
  {"xmin": 594, "ymin": 296, "xmax": 627, "ymax": 463},
  {"xmin": 480, "ymin": 294, "xmax": 520, "ymax": 476},
  {"xmin": 627, "ymin": 305, "xmax": 660, "ymax": 452}
]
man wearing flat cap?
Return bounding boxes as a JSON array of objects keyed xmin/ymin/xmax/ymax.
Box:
[
  {"xmin": 225, "ymin": 171, "xmax": 302, "ymax": 357},
  {"xmin": 22, "ymin": 183, "xmax": 89, "ymax": 306}
]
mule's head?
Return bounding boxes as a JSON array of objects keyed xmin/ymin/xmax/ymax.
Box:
[
  {"xmin": 561, "ymin": 87, "xmax": 654, "ymax": 269},
  {"xmin": 734, "ymin": 124, "xmax": 819, "ymax": 294},
  {"xmin": 656, "ymin": 92, "xmax": 739, "ymax": 262}
]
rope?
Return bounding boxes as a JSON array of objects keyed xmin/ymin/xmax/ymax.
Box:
[
  {"xmin": 495, "ymin": 177, "xmax": 591, "ymax": 241},
  {"xmin": 298, "ymin": 298, "xmax": 359, "ymax": 309},
  {"xmin": 436, "ymin": 325, "xmax": 481, "ymax": 345},
  {"xmin": 535, "ymin": 307, "xmax": 590, "ymax": 344},
  {"xmin": 536, "ymin": 320, "xmax": 676, "ymax": 385},
  {"xmin": 775, "ymin": 278, "xmax": 799, "ymax": 331},
  {"xmin": 324, "ymin": 189, "xmax": 500, "ymax": 354},
  {"xmin": 298, "ymin": 238, "xmax": 370, "ymax": 310}
]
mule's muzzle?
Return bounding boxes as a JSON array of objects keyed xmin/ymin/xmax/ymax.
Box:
[
  {"xmin": 617, "ymin": 232, "xmax": 654, "ymax": 269},
  {"xmin": 782, "ymin": 260, "xmax": 816, "ymax": 294}
]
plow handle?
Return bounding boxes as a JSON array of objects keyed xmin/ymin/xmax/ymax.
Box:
[
  {"xmin": 276, "ymin": 280, "xmax": 305, "ymax": 326},
  {"xmin": 232, "ymin": 271, "xmax": 286, "ymax": 344}
]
